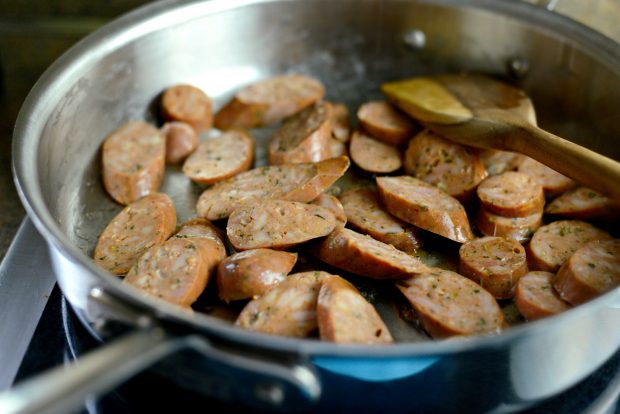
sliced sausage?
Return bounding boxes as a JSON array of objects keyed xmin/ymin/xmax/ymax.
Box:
[
  {"xmin": 93, "ymin": 193, "xmax": 176, "ymax": 275},
  {"xmin": 123, "ymin": 237, "xmax": 219, "ymax": 307},
  {"xmin": 227, "ymin": 199, "xmax": 336, "ymax": 250},
  {"xmin": 403, "ymin": 130, "xmax": 487, "ymax": 201},
  {"xmin": 554, "ymin": 239, "xmax": 620, "ymax": 305},
  {"xmin": 396, "ymin": 268, "xmax": 505, "ymax": 338},
  {"xmin": 217, "ymin": 249, "xmax": 297, "ymax": 302},
  {"xmin": 214, "ymin": 74, "xmax": 325, "ymax": 129},
  {"xmin": 317, "ymin": 276, "xmax": 393, "ymax": 344},
  {"xmin": 477, "ymin": 171, "xmax": 544, "ymax": 217},
  {"xmin": 183, "ymin": 130, "xmax": 254, "ymax": 184},
  {"xmin": 161, "ymin": 122, "xmax": 198, "ymax": 165},
  {"xmin": 196, "ymin": 156, "xmax": 350, "ymax": 220},
  {"xmin": 327, "ymin": 136, "xmax": 348, "ymax": 158},
  {"xmin": 478, "ymin": 149, "xmax": 525, "ymax": 176},
  {"xmin": 527, "ymin": 220, "xmax": 612, "ymax": 272},
  {"xmin": 330, "ymin": 102, "xmax": 351, "ymax": 142},
  {"xmin": 377, "ymin": 176, "xmax": 474, "ymax": 243},
  {"xmin": 515, "ymin": 271, "xmax": 570, "ymax": 321},
  {"xmin": 545, "ymin": 186, "xmax": 620, "ymax": 222},
  {"xmin": 102, "ymin": 121, "xmax": 165, "ymax": 205},
  {"xmin": 235, "ymin": 271, "xmax": 331, "ymax": 337},
  {"xmin": 476, "ymin": 207, "xmax": 542, "ymax": 244},
  {"xmin": 268, "ymin": 102, "xmax": 332, "ymax": 165},
  {"xmin": 517, "ymin": 157, "xmax": 576, "ymax": 198},
  {"xmin": 161, "ymin": 84, "xmax": 213, "ymax": 133},
  {"xmin": 174, "ymin": 217, "xmax": 227, "ymax": 260},
  {"xmin": 459, "ymin": 236, "xmax": 528, "ymax": 299},
  {"xmin": 315, "ymin": 227, "xmax": 429, "ymax": 279},
  {"xmin": 339, "ymin": 187, "xmax": 422, "ymax": 254},
  {"xmin": 311, "ymin": 193, "xmax": 347, "ymax": 228},
  {"xmin": 349, "ymin": 130, "xmax": 402, "ymax": 174},
  {"xmin": 357, "ymin": 100, "xmax": 417, "ymax": 146}
]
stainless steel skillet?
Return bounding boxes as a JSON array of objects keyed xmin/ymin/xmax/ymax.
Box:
[{"xmin": 4, "ymin": 0, "xmax": 620, "ymax": 413}]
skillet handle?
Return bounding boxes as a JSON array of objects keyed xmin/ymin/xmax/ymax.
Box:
[
  {"xmin": 0, "ymin": 326, "xmax": 322, "ymax": 414},
  {"xmin": 0, "ymin": 328, "xmax": 171, "ymax": 414}
]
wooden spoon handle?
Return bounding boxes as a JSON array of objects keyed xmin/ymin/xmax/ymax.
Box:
[{"xmin": 510, "ymin": 124, "xmax": 620, "ymax": 201}]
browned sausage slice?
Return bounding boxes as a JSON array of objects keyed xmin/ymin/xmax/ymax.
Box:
[
  {"xmin": 93, "ymin": 193, "xmax": 176, "ymax": 275},
  {"xmin": 317, "ymin": 276, "xmax": 393, "ymax": 344},
  {"xmin": 161, "ymin": 84, "xmax": 213, "ymax": 133},
  {"xmin": 339, "ymin": 188, "xmax": 422, "ymax": 254},
  {"xmin": 214, "ymin": 74, "xmax": 325, "ymax": 129},
  {"xmin": 311, "ymin": 193, "xmax": 347, "ymax": 228},
  {"xmin": 554, "ymin": 239, "xmax": 620, "ymax": 305},
  {"xmin": 377, "ymin": 176, "xmax": 474, "ymax": 243},
  {"xmin": 102, "ymin": 121, "xmax": 165, "ymax": 205},
  {"xmin": 349, "ymin": 131, "xmax": 402, "ymax": 174},
  {"xmin": 217, "ymin": 249, "xmax": 297, "ymax": 302},
  {"xmin": 330, "ymin": 102, "xmax": 351, "ymax": 142},
  {"xmin": 477, "ymin": 171, "xmax": 544, "ymax": 217},
  {"xmin": 357, "ymin": 101, "xmax": 417, "ymax": 146},
  {"xmin": 403, "ymin": 130, "xmax": 486, "ymax": 201},
  {"xmin": 478, "ymin": 149, "xmax": 525, "ymax": 176},
  {"xmin": 196, "ymin": 156, "xmax": 350, "ymax": 220},
  {"xmin": 183, "ymin": 130, "xmax": 254, "ymax": 184},
  {"xmin": 160, "ymin": 122, "xmax": 199, "ymax": 164},
  {"xmin": 459, "ymin": 236, "xmax": 528, "ymax": 299},
  {"xmin": 227, "ymin": 199, "xmax": 336, "ymax": 250},
  {"xmin": 515, "ymin": 271, "xmax": 570, "ymax": 321},
  {"xmin": 517, "ymin": 157, "xmax": 576, "ymax": 198},
  {"xmin": 476, "ymin": 207, "xmax": 542, "ymax": 244},
  {"xmin": 545, "ymin": 186, "xmax": 620, "ymax": 222},
  {"xmin": 123, "ymin": 237, "xmax": 219, "ymax": 307},
  {"xmin": 527, "ymin": 220, "xmax": 612, "ymax": 272},
  {"xmin": 327, "ymin": 136, "xmax": 348, "ymax": 158},
  {"xmin": 396, "ymin": 268, "xmax": 505, "ymax": 338},
  {"xmin": 235, "ymin": 271, "xmax": 331, "ymax": 337},
  {"xmin": 174, "ymin": 218, "xmax": 227, "ymax": 261},
  {"xmin": 268, "ymin": 102, "xmax": 332, "ymax": 165},
  {"xmin": 315, "ymin": 228, "xmax": 429, "ymax": 279}
]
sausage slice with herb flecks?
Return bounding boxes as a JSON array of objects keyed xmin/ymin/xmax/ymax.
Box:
[
  {"xmin": 217, "ymin": 249, "xmax": 297, "ymax": 302},
  {"xmin": 396, "ymin": 268, "xmax": 505, "ymax": 338},
  {"xmin": 527, "ymin": 220, "xmax": 612, "ymax": 272},
  {"xmin": 227, "ymin": 199, "xmax": 336, "ymax": 250},
  {"xmin": 317, "ymin": 275, "xmax": 393, "ymax": 344},
  {"xmin": 196, "ymin": 156, "xmax": 350, "ymax": 220},
  {"xmin": 315, "ymin": 228, "xmax": 428, "ymax": 279},
  {"xmin": 236, "ymin": 271, "xmax": 331, "ymax": 337},
  {"xmin": 377, "ymin": 176, "xmax": 474, "ymax": 243},
  {"xmin": 93, "ymin": 193, "xmax": 176, "ymax": 275}
]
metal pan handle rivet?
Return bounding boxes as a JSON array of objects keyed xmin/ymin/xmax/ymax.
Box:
[
  {"xmin": 403, "ymin": 29, "xmax": 426, "ymax": 50},
  {"xmin": 507, "ymin": 57, "xmax": 530, "ymax": 79},
  {"xmin": 254, "ymin": 381, "xmax": 285, "ymax": 406}
]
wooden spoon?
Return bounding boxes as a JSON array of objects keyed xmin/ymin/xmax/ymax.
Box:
[{"xmin": 382, "ymin": 74, "xmax": 620, "ymax": 201}]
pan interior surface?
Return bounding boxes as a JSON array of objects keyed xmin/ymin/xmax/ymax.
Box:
[{"xmin": 13, "ymin": 0, "xmax": 620, "ymax": 379}]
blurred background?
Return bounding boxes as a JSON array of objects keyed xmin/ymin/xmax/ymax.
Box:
[
  {"xmin": 0, "ymin": 1, "xmax": 151, "ymax": 259},
  {"xmin": 0, "ymin": 0, "xmax": 619, "ymax": 261}
]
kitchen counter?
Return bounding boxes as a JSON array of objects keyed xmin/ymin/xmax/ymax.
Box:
[{"xmin": 0, "ymin": 0, "xmax": 619, "ymax": 261}]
